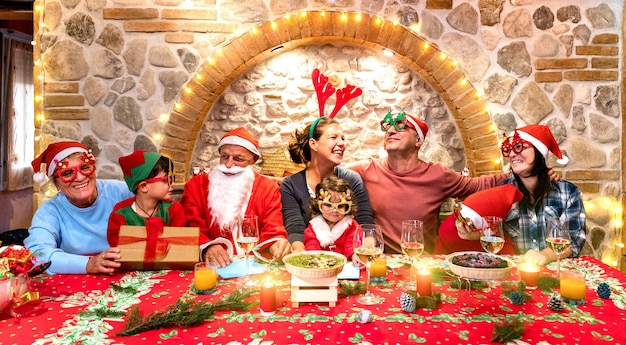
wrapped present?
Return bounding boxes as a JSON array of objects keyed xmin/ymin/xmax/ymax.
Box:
[
  {"xmin": 0, "ymin": 245, "xmax": 35, "ymax": 275},
  {"xmin": 115, "ymin": 224, "xmax": 200, "ymax": 270}
]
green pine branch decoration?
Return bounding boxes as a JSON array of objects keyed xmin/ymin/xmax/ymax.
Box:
[
  {"xmin": 78, "ymin": 307, "xmax": 126, "ymax": 319},
  {"xmin": 110, "ymin": 283, "xmax": 139, "ymax": 295},
  {"xmin": 501, "ymin": 281, "xmax": 532, "ymax": 302},
  {"xmin": 491, "ymin": 318, "xmax": 525, "ymax": 342},
  {"xmin": 338, "ymin": 281, "xmax": 367, "ymax": 297},
  {"xmin": 537, "ymin": 276, "xmax": 560, "ymax": 293},
  {"xmin": 403, "ymin": 290, "xmax": 443, "ymax": 309},
  {"xmin": 117, "ymin": 289, "xmax": 257, "ymax": 336}
]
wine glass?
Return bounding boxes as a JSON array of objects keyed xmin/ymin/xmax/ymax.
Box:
[
  {"xmin": 545, "ymin": 217, "xmax": 571, "ymax": 277},
  {"xmin": 237, "ymin": 215, "xmax": 259, "ymax": 287},
  {"xmin": 479, "ymin": 216, "xmax": 505, "ymax": 255},
  {"xmin": 353, "ymin": 224, "xmax": 385, "ymax": 305},
  {"xmin": 401, "ymin": 220, "xmax": 424, "ymax": 290}
]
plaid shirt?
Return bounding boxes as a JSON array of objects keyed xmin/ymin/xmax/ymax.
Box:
[{"xmin": 502, "ymin": 176, "xmax": 587, "ymax": 257}]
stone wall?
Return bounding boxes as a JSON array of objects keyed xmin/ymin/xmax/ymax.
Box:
[{"xmin": 33, "ymin": 0, "xmax": 623, "ymax": 265}]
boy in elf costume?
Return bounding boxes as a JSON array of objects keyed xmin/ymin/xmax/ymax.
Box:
[{"xmin": 107, "ymin": 151, "xmax": 186, "ymax": 246}]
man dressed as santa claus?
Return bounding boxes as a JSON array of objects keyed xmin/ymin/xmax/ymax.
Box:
[{"xmin": 180, "ymin": 127, "xmax": 291, "ymax": 268}]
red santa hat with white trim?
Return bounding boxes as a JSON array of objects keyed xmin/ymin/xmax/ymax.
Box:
[
  {"xmin": 434, "ymin": 184, "xmax": 523, "ymax": 254},
  {"xmin": 458, "ymin": 184, "xmax": 524, "ymax": 228},
  {"xmin": 404, "ymin": 113, "xmax": 429, "ymax": 142},
  {"xmin": 218, "ymin": 127, "xmax": 261, "ymax": 161},
  {"xmin": 514, "ymin": 124, "xmax": 569, "ymax": 165},
  {"xmin": 31, "ymin": 141, "xmax": 91, "ymax": 183}
]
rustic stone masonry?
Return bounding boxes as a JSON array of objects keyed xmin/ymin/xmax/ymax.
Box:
[{"xmin": 32, "ymin": 0, "xmax": 623, "ymax": 265}]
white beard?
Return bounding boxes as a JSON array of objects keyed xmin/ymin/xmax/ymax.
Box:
[{"xmin": 207, "ymin": 165, "xmax": 255, "ymax": 234}]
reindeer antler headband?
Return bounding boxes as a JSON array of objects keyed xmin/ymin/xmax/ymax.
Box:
[{"xmin": 309, "ymin": 68, "xmax": 363, "ymax": 138}]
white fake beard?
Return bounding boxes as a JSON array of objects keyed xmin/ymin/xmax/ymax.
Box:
[{"xmin": 207, "ymin": 164, "xmax": 255, "ymax": 234}]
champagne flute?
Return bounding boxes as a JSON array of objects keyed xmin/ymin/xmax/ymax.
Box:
[
  {"xmin": 237, "ymin": 215, "xmax": 259, "ymax": 287},
  {"xmin": 401, "ymin": 220, "xmax": 424, "ymax": 290},
  {"xmin": 353, "ymin": 224, "xmax": 385, "ymax": 305},
  {"xmin": 545, "ymin": 217, "xmax": 571, "ymax": 277},
  {"xmin": 479, "ymin": 216, "xmax": 505, "ymax": 255}
]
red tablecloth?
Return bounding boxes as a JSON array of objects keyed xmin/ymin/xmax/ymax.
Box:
[{"xmin": 1, "ymin": 256, "xmax": 625, "ymax": 345}]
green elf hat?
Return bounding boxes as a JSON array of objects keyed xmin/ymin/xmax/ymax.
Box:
[{"xmin": 119, "ymin": 150, "xmax": 162, "ymax": 191}]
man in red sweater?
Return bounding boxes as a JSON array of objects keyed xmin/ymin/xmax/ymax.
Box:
[
  {"xmin": 347, "ymin": 111, "xmax": 507, "ymax": 254},
  {"xmin": 180, "ymin": 127, "xmax": 291, "ymax": 267}
]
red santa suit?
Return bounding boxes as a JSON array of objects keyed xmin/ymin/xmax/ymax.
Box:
[
  {"xmin": 303, "ymin": 215, "xmax": 359, "ymax": 258},
  {"xmin": 180, "ymin": 172, "xmax": 288, "ymax": 257}
]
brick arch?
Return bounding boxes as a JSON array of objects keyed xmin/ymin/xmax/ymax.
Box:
[{"xmin": 161, "ymin": 11, "xmax": 502, "ymax": 186}]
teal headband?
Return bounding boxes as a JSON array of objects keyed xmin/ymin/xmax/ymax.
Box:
[{"xmin": 309, "ymin": 117, "xmax": 326, "ymax": 139}]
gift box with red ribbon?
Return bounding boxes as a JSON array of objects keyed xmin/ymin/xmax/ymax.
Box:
[{"xmin": 114, "ymin": 223, "xmax": 200, "ymax": 270}]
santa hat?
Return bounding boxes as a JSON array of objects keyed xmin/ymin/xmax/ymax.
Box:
[
  {"xmin": 119, "ymin": 150, "xmax": 163, "ymax": 191},
  {"xmin": 31, "ymin": 141, "xmax": 90, "ymax": 183},
  {"xmin": 218, "ymin": 127, "xmax": 261, "ymax": 159},
  {"xmin": 514, "ymin": 124, "xmax": 569, "ymax": 165},
  {"xmin": 405, "ymin": 114, "xmax": 429, "ymax": 142},
  {"xmin": 458, "ymin": 184, "xmax": 524, "ymax": 229}
]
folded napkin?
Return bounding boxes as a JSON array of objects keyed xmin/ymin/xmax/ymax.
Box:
[
  {"xmin": 337, "ymin": 263, "xmax": 361, "ymax": 280},
  {"xmin": 217, "ymin": 258, "xmax": 267, "ymax": 279}
]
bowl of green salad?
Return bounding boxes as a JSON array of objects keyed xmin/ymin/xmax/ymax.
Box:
[{"xmin": 283, "ymin": 251, "xmax": 346, "ymax": 279}]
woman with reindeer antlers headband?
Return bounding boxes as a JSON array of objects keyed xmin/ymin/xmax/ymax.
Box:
[{"xmin": 281, "ymin": 69, "xmax": 374, "ymax": 252}]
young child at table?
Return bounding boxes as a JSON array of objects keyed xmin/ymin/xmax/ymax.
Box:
[
  {"xmin": 304, "ymin": 176, "xmax": 360, "ymax": 262},
  {"xmin": 107, "ymin": 150, "xmax": 186, "ymax": 246}
]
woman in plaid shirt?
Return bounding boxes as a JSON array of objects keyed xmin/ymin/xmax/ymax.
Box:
[{"xmin": 499, "ymin": 124, "xmax": 586, "ymax": 266}]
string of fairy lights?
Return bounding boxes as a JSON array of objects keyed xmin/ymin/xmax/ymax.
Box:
[{"xmin": 30, "ymin": 4, "xmax": 623, "ymax": 268}]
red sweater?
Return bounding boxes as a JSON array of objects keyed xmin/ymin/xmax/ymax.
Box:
[{"xmin": 350, "ymin": 158, "xmax": 507, "ymax": 254}]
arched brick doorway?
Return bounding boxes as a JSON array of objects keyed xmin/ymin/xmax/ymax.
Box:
[{"xmin": 161, "ymin": 11, "xmax": 502, "ymax": 185}]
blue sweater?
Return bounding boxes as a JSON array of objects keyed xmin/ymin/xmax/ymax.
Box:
[{"xmin": 25, "ymin": 179, "xmax": 133, "ymax": 274}]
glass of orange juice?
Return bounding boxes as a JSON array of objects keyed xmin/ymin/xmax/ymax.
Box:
[
  {"xmin": 560, "ymin": 270, "xmax": 586, "ymax": 305},
  {"xmin": 369, "ymin": 254, "xmax": 387, "ymax": 284},
  {"xmin": 194, "ymin": 262, "xmax": 217, "ymax": 294}
]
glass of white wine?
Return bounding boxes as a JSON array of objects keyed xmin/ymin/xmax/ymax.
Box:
[
  {"xmin": 401, "ymin": 220, "xmax": 424, "ymax": 290},
  {"xmin": 479, "ymin": 216, "xmax": 505, "ymax": 255},
  {"xmin": 237, "ymin": 215, "xmax": 259, "ymax": 287},
  {"xmin": 545, "ymin": 217, "xmax": 571, "ymax": 277},
  {"xmin": 353, "ymin": 224, "xmax": 385, "ymax": 305}
]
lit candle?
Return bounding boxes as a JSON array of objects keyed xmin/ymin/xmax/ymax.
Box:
[
  {"xmin": 260, "ymin": 276, "xmax": 276, "ymax": 316},
  {"xmin": 416, "ymin": 267, "xmax": 432, "ymax": 296},
  {"xmin": 194, "ymin": 262, "xmax": 217, "ymax": 293},
  {"xmin": 518, "ymin": 262, "xmax": 540, "ymax": 290},
  {"xmin": 560, "ymin": 270, "xmax": 586, "ymax": 304}
]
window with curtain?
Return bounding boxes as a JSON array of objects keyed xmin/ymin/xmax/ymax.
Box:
[{"xmin": 0, "ymin": 29, "xmax": 34, "ymax": 191}]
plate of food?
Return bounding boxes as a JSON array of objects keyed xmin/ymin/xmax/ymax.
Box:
[
  {"xmin": 446, "ymin": 251, "xmax": 513, "ymax": 280},
  {"xmin": 283, "ymin": 251, "xmax": 347, "ymax": 279}
]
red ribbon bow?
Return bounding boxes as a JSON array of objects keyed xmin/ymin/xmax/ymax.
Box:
[{"xmin": 117, "ymin": 218, "xmax": 198, "ymax": 270}]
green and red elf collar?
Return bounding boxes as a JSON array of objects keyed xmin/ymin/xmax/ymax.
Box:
[{"xmin": 309, "ymin": 68, "xmax": 363, "ymax": 139}]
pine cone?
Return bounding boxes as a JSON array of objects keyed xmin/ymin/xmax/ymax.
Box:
[
  {"xmin": 597, "ymin": 282, "xmax": 611, "ymax": 299},
  {"xmin": 400, "ymin": 292, "xmax": 417, "ymax": 312},
  {"xmin": 509, "ymin": 291, "xmax": 524, "ymax": 305},
  {"xmin": 548, "ymin": 294, "xmax": 564, "ymax": 312}
]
